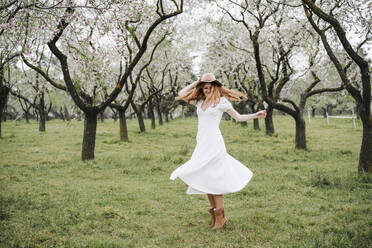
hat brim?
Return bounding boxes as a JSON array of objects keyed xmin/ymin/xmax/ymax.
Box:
[{"xmin": 198, "ymin": 80, "xmax": 223, "ymax": 87}]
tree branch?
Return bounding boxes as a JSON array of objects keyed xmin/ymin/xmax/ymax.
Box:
[
  {"xmin": 47, "ymin": 6, "xmax": 90, "ymax": 113},
  {"xmin": 282, "ymin": 98, "xmax": 299, "ymax": 113},
  {"xmin": 307, "ymin": 85, "xmax": 344, "ymax": 98},
  {"xmin": 21, "ymin": 54, "xmax": 66, "ymax": 91}
]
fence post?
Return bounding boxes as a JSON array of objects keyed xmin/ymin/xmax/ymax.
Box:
[{"xmin": 307, "ymin": 107, "xmax": 311, "ymax": 124}]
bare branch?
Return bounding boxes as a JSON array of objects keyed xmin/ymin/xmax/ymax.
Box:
[
  {"xmin": 307, "ymin": 85, "xmax": 344, "ymax": 98},
  {"xmin": 21, "ymin": 54, "xmax": 66, "ymax": 91},
  {"xmin": 282, "ymin": 98, "xmax": 299, "ymax": 113}
]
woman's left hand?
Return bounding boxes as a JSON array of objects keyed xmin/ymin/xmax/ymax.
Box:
[{"xmin": 256, "ymin": 110, "xmax": 267, "ymax": 119}]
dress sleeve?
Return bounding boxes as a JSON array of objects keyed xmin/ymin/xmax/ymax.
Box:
[{"xmin": 218, "ymin": 97, "xmax": 233, "ymax": 112}]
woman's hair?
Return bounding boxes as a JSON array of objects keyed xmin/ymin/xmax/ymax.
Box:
[{"xmin": 175, "ymin": 81, "xmax": 246, "ymax": 105}]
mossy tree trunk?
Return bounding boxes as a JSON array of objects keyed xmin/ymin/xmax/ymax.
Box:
[
  {"xmin": 100, "ymin": 111, "xmax": 104, "ymax": 123},
  {"xmin": 0, "ymin": 68, "xmax": 9, "ymax": 138},
  {"xmin": 82, "ymin": 113, "xmax": 97, "ymax": 160},
  {"xmin": 38, "ymin": 92, "xmax": 46, "ymax": 132},
  {"xmin": 358, "ymin": 111, "xmax": 372, "ymax": 172},
  {"xmin": 148, "ymin": 99, "xmax": 156, "ymax": 129},
  {"xmin": 118, "ymin": 109, "xmax": 128, "ymax": 141},
  {"xmin": 253, "ymin": 119, "xmax": 259, "ymax": 130},
  {"xmin": 155, "ymin": 102, "xmax": 163, "ymax": 126},
  {"xmin": 0, "ymin": 86, "xmax": 9, "ymax": 138},
  {"xmin": 265, "ymin": 105, "xmax": 274, "ymax": 135},
  {"xmin": 131, "ymin": 101, "xmax": 146, "ymax": 132},
  {"xmin": 295, "ymin": 115, "xmax": 306, "ymax": 150}
]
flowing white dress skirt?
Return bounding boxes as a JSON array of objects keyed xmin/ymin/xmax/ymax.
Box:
[{"xmin": 170, "ymin": 97, "xmax": 253, "ymax": 195}]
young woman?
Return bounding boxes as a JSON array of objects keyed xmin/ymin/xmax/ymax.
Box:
[{"xmin": 170, "ymin": 73, "xmax": 266, "ymax": 229}]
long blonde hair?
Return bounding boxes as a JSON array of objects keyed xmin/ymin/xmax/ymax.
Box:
[{"xmin": 175, "ymin": 82, "xmax": 246, "ymax": 106}]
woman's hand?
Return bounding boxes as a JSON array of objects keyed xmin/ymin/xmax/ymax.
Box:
[
  {"xmin": 194, "ymin": 77, "xmax": 202, "ymax": 87},
  {"xmin": 256, "ymin": 110, "xmax": 266, "ymax": 119},
  {"xmin": 179, "ymin": 78, "xmax": 202, "ymax": 96}
]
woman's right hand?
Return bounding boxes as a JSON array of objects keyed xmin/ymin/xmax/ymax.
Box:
[
  {"xmin": 256, "ymin": 110, "xmax": 267, "ymax": 118},
  {"xmin": 194, "ymin": 77, "xmax": 202, "ymax": 87}
]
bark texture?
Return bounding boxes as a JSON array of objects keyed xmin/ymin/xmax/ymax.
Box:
[
  {"xmin": 265, "ymin": 106, "xmax": 274, "ymax": 135},
  {"xmin": 82, "ymin": 113, "xmax": 97, "ymax": 160},
  {"xmin": 0, "ymin": 85, "xmax": 9, "ymax": 138},
  {"xmin": 38, "ymin": 92, "xmax": 46, "ymax": 132},
  {"xmin": 119, "ymin": 109, "xmax": 128, "ymax": 141}
]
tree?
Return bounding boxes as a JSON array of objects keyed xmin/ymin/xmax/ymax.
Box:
[
  {"xmin": 22, "ymin": 0, "xmax": 184, "ymax": 160},
  {"xmin": 302, "ymin": 0, "xmax": 372, "ymax": 172},
  {"xmin": 216, "ymin": 0, "xmax": 348, "ymax": 149},
  {"xmin": 215, "ymin": 1, "xmax": 300, "ymax": 139},
  {"xmin": 0, "ymin": 0, "xmax": 32, "ymax": 136}
]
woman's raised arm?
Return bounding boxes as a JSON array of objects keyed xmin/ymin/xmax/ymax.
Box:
[
  {"xmin": 178, "ymin": 79, "xmax": 200, "ymax": 96},
  {"xmin": 226, "ymin": 109, "xmax": 266, "ymax": 122}
]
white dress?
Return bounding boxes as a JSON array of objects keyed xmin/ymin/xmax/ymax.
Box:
[{"xmin": 170, "ymin": 97, "xmax": 253, "ymax": 195}]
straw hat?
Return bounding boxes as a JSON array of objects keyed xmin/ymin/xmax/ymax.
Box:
[{"xmin": 198, "ymin": 73, "xmax": 223, "ymax": 86}]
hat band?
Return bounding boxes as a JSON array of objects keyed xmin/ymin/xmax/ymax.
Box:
[{"xmin": 199, "ymin": 80, "xmax": 222, "ymax": 86}]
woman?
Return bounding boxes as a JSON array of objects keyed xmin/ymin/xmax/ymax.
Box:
[{"xmin": 170, "ymin": 73, "xmax": 266, "ymax": 229}]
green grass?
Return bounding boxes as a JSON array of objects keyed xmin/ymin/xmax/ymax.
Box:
[{"xmin": 0, "ymin": 116, "xmax": 371, "ymax": 248}]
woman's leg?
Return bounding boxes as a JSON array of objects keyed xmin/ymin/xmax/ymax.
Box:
[
  {"xmin": 212, "ymin": 194, "xmax": 228, "ymax": 229},
  {"xmin": 207, "ymin": 194, "xmax": 216, "ymax": 208},
  {"xmin": 207, "ymin": 194, "xmax": 216, "ymax": 227},
  {"xmin": 213, "ymin": 195, "xmax": 223, "ymax": 209}
]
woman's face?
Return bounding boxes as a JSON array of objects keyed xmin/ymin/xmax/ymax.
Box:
[{"xmin": 202, "ymin": 83, "xmax": 212, "ymax": 97}]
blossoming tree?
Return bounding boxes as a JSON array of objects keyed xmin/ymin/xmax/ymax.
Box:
[{"xmin": 22, "ymin": 0, "xmax": 184, "ymax": 160}]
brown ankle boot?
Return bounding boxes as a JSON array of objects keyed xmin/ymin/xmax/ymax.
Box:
[
  {"xmin": 212, "ymin": 208, "xmax": 228, "ymax": 230},
  {"xmin": 209, "ymin": 208, "xmax": 215, "ymax": 228}
]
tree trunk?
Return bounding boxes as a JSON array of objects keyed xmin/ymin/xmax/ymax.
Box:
[
  {"xmin": 0, "ymin": 89, "xmax": 9, "ymax": 137},
  {"xmin": 112, "ymin": 109, "xmax": 118, "ymax": 122},
  {"xmin": 137, "ymin": 109, "xmax": 146, "ymax": 132},
  {"xmin": 131, "ymin": 102, "xmax": 146, "ymax": 132},
  {"xmin": 164, "ymin": 111, "xmax": 169, "ymax": 123},
  {"xmin": 265, "ymin": 105, "xmax": 274, "ymax": 135},
  {"xmin": 355, "ymin": 105, "xmax": 361, "ymax": 119},
  {"xmin": 77, "ymin": 111, "xmax": 82, "ymax": 121},
  {"xmin": 148, "ymin": 100, "xmax": 155, "ymax": 129},
  {"xmin": 59, "ymin": 107, "xmax": 65, "ymax": 121},
  {"xmin": 25, "ymin": 112, "xmax": 30, "ymax": 123},
  {"xmin": 46, "ymin": 104, "xmax": 52, "ymax": 121},
  {"xmin": 358, "ymin": 114, "xmax": 372, "ymax": 173},
  {"xmin": 0, "ymin": 113, "xmax": 2, "ymax": 138},
  {"xmin": 253, "ymin": 118, "xmax": 259, "ymax": 130},
  {"xmin": 39, "ymin": 93, "xmax": 46, "ymax": 132},
  {"xmin": 2, "ymin": 107, "xmax": 6, "ymax": 121},
  {"xmin": 39, "ymin": 110, "xmax": 46, "ymax": 131},
  {"xmin": 312, "ymin": 108, "xmax": 316, "ymax": 117},
  {"xmin": 82, "ymin": 112, "xmax": 97, "ymax": 161},
  {"xmin": 100, "ymin": 111, "xmax": 104, "ymax": 123},
  {"xmin": 35, "ymin": 109, "xmax": 39, "ymax": 121},
  {"xmin": 156, "ymin": 104, "xmax": 163, "ymax": 126},
  {"xmin": 64, "ymin": 105, "xmax": 71, "ymax": 121},
  {"xmin": 0, "ymin": 79, "xmax": 9, "ymax": 138},
  {"xmin": 327, "ymin": 105, "xmax": 333, "ymax": 116},
  {"xmin": 295, "ymin": 116, "xmax": 307, "ymax": 150},
  {"xmin": 119, "ymin": 109, "xmax": 128, "ymax": 141}
]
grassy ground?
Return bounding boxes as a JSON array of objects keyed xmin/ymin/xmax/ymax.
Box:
[{"xmin": 0, "ymin": 116, "xmax": 371, "ymax": 248}]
